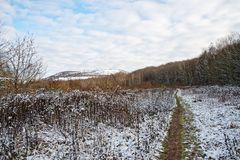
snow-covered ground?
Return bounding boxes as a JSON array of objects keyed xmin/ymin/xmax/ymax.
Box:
[
  {"xmin": 182, "ymin": 86, "xmax": 240, "ymax": 159},
  {"xmin": 0, "ymin": 89, "xmax": 175, "ymax": 159}
]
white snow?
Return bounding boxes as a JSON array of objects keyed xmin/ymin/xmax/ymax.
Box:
[
  {"xmin": 47, "ymin": 69, "xmax": 126, "ymax": 81},
  {"xmin": 57, "ymin": 76, "xmax": 94, "ymax": 80},
  {"xmin": 27, "ymin": 155, "xmax": 50, "ymax": 160},
  {"xmin": 181, "ymin": 86, "xmax": 240, "ymax": 159},
  {"xmin": 0, "ymin": 77, "xmax": 12, "ymax": 80},
  {"xmin": 0, "ymin": 88, "xmax": 175, "ymax": 159}
]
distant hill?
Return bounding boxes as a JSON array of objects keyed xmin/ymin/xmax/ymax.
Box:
[{"xmin": 46, "ymin": 69, "xmax": 126, "ymax": 81}]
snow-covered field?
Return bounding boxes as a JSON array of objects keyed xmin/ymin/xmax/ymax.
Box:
[
  {"xmin": 182, "ymin": 86, "xmax": 240, "ymax": 159},
  {"xmin": 0, "ymin": 89, "xmax": 175, "ymax": 159},
  {"xmin": 1, "ymin": 86, "xmax": 238, "ymax": 159}
]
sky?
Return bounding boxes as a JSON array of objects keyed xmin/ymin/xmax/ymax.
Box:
[{"xmin": 0, "ymin": 0, "xmax": 240, "ymax": 76}]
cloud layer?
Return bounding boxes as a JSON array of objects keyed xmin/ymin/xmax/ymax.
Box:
[{"xmin": 1, "ymin": 0, "xmax": 240, "ymax": 75}]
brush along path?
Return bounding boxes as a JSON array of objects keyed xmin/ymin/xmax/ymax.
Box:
[{"xmin": 160, "ymin": 93, "xmax": 184, "ymax": 160}]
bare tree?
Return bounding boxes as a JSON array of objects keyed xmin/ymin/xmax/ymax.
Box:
[
  {"xmin": 0, "ymin": 39, "xmax": 10, "ymax": 75},
  {"xmin": 4, "ymin": 35, "xmax": 44, "ymax": 92},
  {"xmin": 0, "ymin": 22, "xmax": 7, "ymax": 75},
  {"xmin": 0, "ymin": 23, "xmax": 11, "ymax": 95}
]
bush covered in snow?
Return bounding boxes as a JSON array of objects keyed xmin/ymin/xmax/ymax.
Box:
[{"xmin": 0, "ymin": 89, "xmax": 176, "ymax": 159}]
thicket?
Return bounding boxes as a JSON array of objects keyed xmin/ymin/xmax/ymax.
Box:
[{"xmin": 0, "ymin": 89, "xmax": 175, "ymax": 159}]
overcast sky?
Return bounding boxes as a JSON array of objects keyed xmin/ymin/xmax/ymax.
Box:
[{"xmin": 1, "ymin": 0, "xmax": 240, "ymax": 76}]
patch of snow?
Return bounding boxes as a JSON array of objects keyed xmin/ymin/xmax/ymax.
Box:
[
  {"xmin": 27, "ymin": 155, "xmax": 50, "ymax": 160},
  {"xmin": 182, "ymin": 86, "xmax": 240, "ymax": 159},
  {"xmin": 46, "ymin": 69, "xmax": 126, "ymax": 81}
]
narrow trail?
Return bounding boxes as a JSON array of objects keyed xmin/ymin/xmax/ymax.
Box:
[{"xmin": 161, "ymin": 94, "xmax": 183, "ymax": 160}]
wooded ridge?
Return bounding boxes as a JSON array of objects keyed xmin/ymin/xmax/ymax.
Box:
[{"xmin": 126, "ymin": 33, "xmax": 240, "ymax": 87}]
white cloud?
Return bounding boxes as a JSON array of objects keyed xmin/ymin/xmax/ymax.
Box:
[{"xmin": 1, "ymin": 0, "xmax": 240, "ymax": 76}]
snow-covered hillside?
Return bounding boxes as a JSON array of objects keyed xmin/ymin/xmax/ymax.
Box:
[{"xmin": 46, "ymin": 69, "xmax": 126, "ymax": 81}]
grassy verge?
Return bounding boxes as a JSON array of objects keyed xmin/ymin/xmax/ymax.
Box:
[{"xmin": 180, "ymin": 98, "xmax": 205, "ymax": 159}]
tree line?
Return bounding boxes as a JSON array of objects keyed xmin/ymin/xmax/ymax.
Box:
[
  {"xmin": 126, "ymin": 33, "xmax": 240, "ymax": 87},
  {"xmin": 1, "ymin": 30, "xmax": 239, "ymax": 94},
  {"xmin": 28, "ymin": 33, "xmax": 240, "ymax": 91}
]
